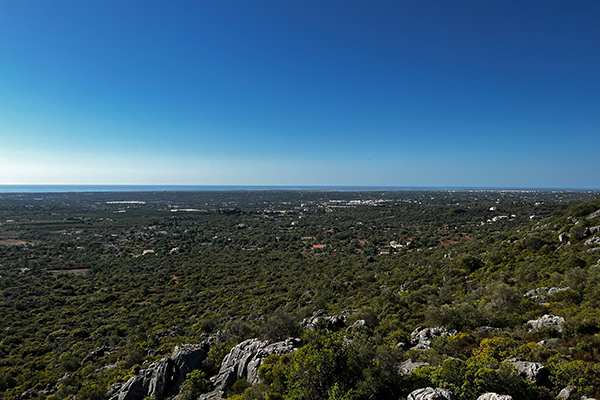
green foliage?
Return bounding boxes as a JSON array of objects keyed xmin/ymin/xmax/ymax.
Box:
[
  {"xmin": 1, "ymin": 191, "xmax": 600, "ymax": 400},
  {"xmin": 179, "ymin": 370, "xmax": 211, "ymax": 400}
]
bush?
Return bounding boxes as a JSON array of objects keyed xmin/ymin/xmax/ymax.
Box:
[{"xmin": 179, "ymin": 370, "xmax": 211, "ymax": 400}]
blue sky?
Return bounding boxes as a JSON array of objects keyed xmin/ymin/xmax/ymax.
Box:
[{"xmin": 0, "ymin": 1, "xmax": 598, "ymax": 188}]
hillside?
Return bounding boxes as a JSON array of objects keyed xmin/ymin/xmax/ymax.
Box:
[{"xmin": 1, "ymin": 191, "xmax": 600, "ymax": 400}]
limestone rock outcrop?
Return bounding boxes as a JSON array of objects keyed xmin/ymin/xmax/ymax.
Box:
[
  {"xmin": 108, "ymin": 343, "xmax": 209, "ymax": 400},
  {"xmin": 407, "ymin": 387, "xmax": 457, "ymax": 400},
  {"xmin": 199, "ymin": 337, "xmax": 301, "ymax": 400},
  {"xmin": 301, "ymin": 309, "xmax": 347, "ymax": 331},
  {"xmin": 557, "ymin": 386, "xmax": 574, "ymax": 399},
  {"xmin": 524, "ymin": 287, "xmax": 570, "ymax": 303},
  {"xmin": 525, "ymin": 314, "xmax": 565, "ymax": 332},
  {"xmin": 398, "ymin": 359, "xmax": 429, "ymax": 374},
  {"xmin": 505, "ymin": 357, "xmax": 550, "ymax": 387},
  {"xmin": 589, "ymin": 225, "xmax": 600, "ymax": 235},
  {"xmin": 409, "ymin": 326, "xmax": 457, "ymax": 350},
  {"xmin": 587, "ymin": 209, "xmax": 600, "ymax": 219},
  {"xmin": 477, "ymin": 394, "xmax": 512, "ymax": 400}
]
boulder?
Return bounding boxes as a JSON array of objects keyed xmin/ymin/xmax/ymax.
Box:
[
  {"xmin": 557, "ymin": 386, "xmax": 574, "ymax": 399},
  {"xmin": 301, "ymin": 310, "xmax": 347, "ymax": 331},
  {"xmin": 505, "ymin": 358, "xmax": 550, "ymax": 386},
  {"xmin": 547, "ymin": 287, "xmax": 570, "ymax": 296},
  {"xmin": 526, "ymin": 314, "xmax": 565, "ymax": 333},
  {"xmin": 398, "ymin": 359, "xmax": 429, "ymax": 374},
  {"xmin": 409, "ymin": 326, "xmax": 457, "ymax": 350},
  {"xmin": 524, "ymin": 287, "xmax": 570, "ymax": 303},
  {"xmin": 477, "ymin": 326, "xmax": 502, "ymax": 334},
  {"xmin": 346, "ymin": 319, "xmax": 367, "ymax": 332},
  {"xmin": 109, "ymin": 343, "xmax": 209, "ymax": 400},
  {"xmin": 477, "ymin": 394, "xmax": 512, "ymax": 400},
  {"xmin": 199, "ymin": 337, "xmax": 301, "ymax": 400},
  {"xmin": 407, "ymin": 387, "xmax": 457, "ymax": 400},
  {"xmin": 587, "ymin": 209, "xmax": 600, "ymax": 219},
  {"xmin": 585, "ymin": 237, "xmax": 600, "ymax": 246}
]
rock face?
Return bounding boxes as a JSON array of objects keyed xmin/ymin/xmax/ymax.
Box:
[
  {"xmin": 505, "ymin": 358, "xmax": 550, "ymax": 387},
  {"xmin": 301, "ymin": 310, "xmax": 347, "ymax": 331},
  {"xmin": 199, "ymin": 337, "xmax": 302, "ymax": 400},
  {"xmin": 526, "ymin": 314, "xmax": 565, "ymax": 332},
  {"xmin": 398, "ymin": 359, "xmax": 429, "ymax": 374},
  {"xmin": 407, "ymin": 387, "xmax": 457, "ymax": 400},
  {"xmin": 409, "ymin": 326, "xmax": 457, "ymax": 350},
  {"xmin": 477, "ymin": 394, "xmax": 513, "ymax": 400},
  {"xmin": 109, "ymin": 343, "xmax": 209, "ymax": 400}
]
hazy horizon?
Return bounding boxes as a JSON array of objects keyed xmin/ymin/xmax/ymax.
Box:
[{"xmin": 0, "ymin": 184, "xmax": 599, "ymax": 194}]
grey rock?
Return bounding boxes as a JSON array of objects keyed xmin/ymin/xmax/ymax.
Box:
[
  {"xmin": 116, "ymin": 375, "xmax": 147, "ymax": 400},
  {"xmin": 581, "ymin": 397, "xmax": 598, "ymax": 400},
  {"xmin": 107, "ymin": 383, "xmax": 122, "ymax": 397},
  {"xmin": 585, "ymin": 237, "xmax": 600, "ymax": 246},
  {"xmin": 407, "ymin": 387, "xmax": 457, "ymax": 400},
  {"xmin": 171, "ymin": 343, "xmax": 210, "ymax": 390},
  {"xmin": 559, "ymin": 233, "xmax": 568, "ymax": 242},
  {"xmin": 19, "ymin": 388, "xmax": 37, "ymax": 400},
  {"xmin": 589, "ymin": 225, "xmax": 600, "ymax": 235},
  {"xmin": 109, "ymin": 343, "xmax": 209, "ymax": 400},
  {"xmin": 301, "ymin": 310, "xmax": 347, "ymax": 331},
  {"xmin": 477, "ymin": 326, "xmax": 502, "ymax": 333},
  {"xmin": 524, "ymin": 287, "xmax": 570, "ymax": 303},
  {"xmin": 346, "ymin": 319, "xmax": 367, "ymax": 332},
  {"xmin": 477, "ymin": 394, "xmax": 513, "ymax": 400},
  {"xmin": 547, "ymin": 287, "xmax": 570, "ymax": 296},
  {"xmin": 587, "ymin": 209, "xmax": 600, "ymax": 219},
  {"xmin": 587, "ymin": 247, "xmax": 600, "ymax": 252},
  {"xmin": 526, "ymin": 314, "xmax": 565, "ymax": 333},
  {"xmin": 557, "ymin": 386, "xmax": 574, "ymax": 399},
  {"xmin": 398, "ymin": 359, "xmax": 429, "ymax": 374},
  {"xmin": 200, "ymin": 337, "xmax": 302, "ymax": 400},
  {"xmin": 505, "ymin": 358, "xmax": 550, "ymax": 386},
  {"xmin": 95, "ymin": 362, "xmax": 119, "ymax": 373},
  {"xmin": 145, "ymin": 357, "xmax": 173, "ymax": 400},
  {"xmin": 409, "ymin": 326, "xmax": 457, "ymax": 350},
  {"xmin": 41, "ymin": 373, "xmax": 72, "ymax": 396},
  {"xmin": 524, "ymin": 287, "xmax": 548, "ymax": 297}
]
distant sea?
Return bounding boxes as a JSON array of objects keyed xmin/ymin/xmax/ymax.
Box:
[{"xmin": 0, "ymin": 185, "xmax": 593, "ymax": 193}]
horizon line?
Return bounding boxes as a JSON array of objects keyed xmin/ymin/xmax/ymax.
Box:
[{"xmin": 0, "ymin": 184, "xmax": 599, "ymax": 194}]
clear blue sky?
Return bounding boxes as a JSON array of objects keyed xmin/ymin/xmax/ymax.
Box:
[{"xmin": 1, "ymin": 1, "xmax": 598, "ymax": 188}]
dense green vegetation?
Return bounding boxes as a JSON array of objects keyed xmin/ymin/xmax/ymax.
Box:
[{"xmin": 1, "ymin": 190, "xmax": 600, "ymax": 400}]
